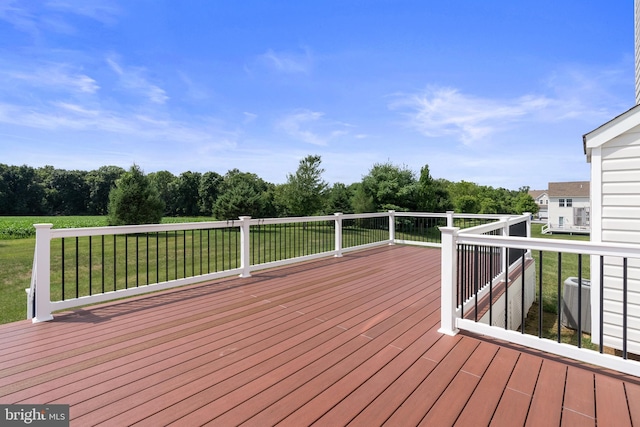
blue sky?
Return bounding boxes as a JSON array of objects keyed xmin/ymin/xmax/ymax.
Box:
[{"xmin": 0, "ymin": 1, "xmax": 634, "ymax": 190}]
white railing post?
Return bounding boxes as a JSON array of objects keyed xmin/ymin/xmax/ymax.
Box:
[
  {"xmin": 334, "ymin": 213, "xmax": 343, "ymax": 257},
  {"xmin": 388, "ymin": 210, "xmax": 396, "ymax": 245},
  {"xmin": 524, "ymin": 212, "xmax": 533, "ymax": 259},
  {"xmin": 438, "ymin": 226, "xmax": 460, "ymax": 336},
  {"xmin": 32, "ymin": 224, "xmax": 54, "ymax": 323},
  {"xmin": 446, "ymin": 210, "xmax": 454, "ymax": 227},
  {"xmin": 501, "ymin": 217, "xmax": 510, "ymax": 278},
  {"xmin": 239, "ymin": 216, "xmax": 252, "ymax": 278}
]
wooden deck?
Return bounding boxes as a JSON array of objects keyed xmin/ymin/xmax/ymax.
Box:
[{"xmin": 1, "ymin": 245, "xmax": 640, "ymax": 426}]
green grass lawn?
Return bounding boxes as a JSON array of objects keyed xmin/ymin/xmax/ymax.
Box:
[
  {"xmin": 0, "ymin": 238, "xmax": 37, "ymax": 323},
  {"xmin": 526, "ymin": 223, "xmax": 597, "ymax": 348}
]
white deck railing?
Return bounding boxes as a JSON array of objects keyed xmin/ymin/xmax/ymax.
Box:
[
  {"xmin": 440, "ymin": 217, "xmax": 640, "ymax": 377},
  {"xmin": 27, "ymin": 211, "xmax": 484, "ymax": 322}
]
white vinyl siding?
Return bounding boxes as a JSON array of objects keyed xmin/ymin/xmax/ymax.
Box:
[{"xmin": 600, "ymin": 135, "xmax": 640, "ymax": 353}]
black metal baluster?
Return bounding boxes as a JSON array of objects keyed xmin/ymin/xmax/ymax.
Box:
[
  {"xmin": 521, "ymin": 253, "xmax": 525, "ymax": 334},
  {"xmin": 191, "ymin": 229, "xmax": 195, "ymax": 276},
  {"xmin": 557, "ymin": 253, "xmax": 562, "ymax": 342},
  {"xmin": 62, "ymin": 238, "xmax": 65, "ymax": 301},
  {"xmin": 538, "ymin": 250, "xmax": 543, "ymax": 338},
  {"xmin": 577, "ymin": 254, "xmax": 582, "ymax": 347},
  {"xmin": 89, "ymin": 236, "xmax": 92, "ymax": 296},
  {"xmin": 156, "ymin": 232, "xmax": 159, "ymax": 283},
  {"xmin": 101, "ymin": 236, "xmax": 105, "ymax": 294},
  {"xmin": 474, "ymin": 245, "xmax": 479, "ymax": 321},
  {"xmin": 136, "ymin": 234, "xmax": 139, "ymax": 287},
  {"xmin": 504, "ymin": 246, "xmax": 509, "ymax": 329},
  {"xmin": 113, "ymin": 235, "xmax": 117, "ymax": 291},
  {"xmin": 599, "ymin": 256, "xmax": 604, "ymax": 354},
  {"xmin": 125, "ymin": 235, "xmax": 129, "ymax": 289},
  {"xmin": 76, "ymin": 237, "xmax": 79, "ymax": 298},
  {"xmin": 174, "ymin": 230, "xmax": 178, "ymax": 280},
  {"xmin": 489, "ymin": 245, "xmax": 494, "ymax": 326},
  {"xmin": 146, "ymin": 233, "xmax": 149, "ymax": 285}
]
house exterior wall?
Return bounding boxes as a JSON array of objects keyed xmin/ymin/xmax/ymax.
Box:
[
  {"xmin": 530, "ymin": 191, "xmax": 549, "ymax": 220},
  {"xmin": 591, "ymin": 126, "xmax": 640, "ymax": 354},
  {"xmin": 547, "ymin": 196, "xmax": 590, "ymax": 229},
  {"xmin": 598, "ymin": 130, "xmax": 640, "ymax": 354}
]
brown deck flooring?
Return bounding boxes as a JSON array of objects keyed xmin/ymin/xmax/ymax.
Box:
[{"xmin": 1, "ymin": 245, "xmax": 640, "ymax": 426}]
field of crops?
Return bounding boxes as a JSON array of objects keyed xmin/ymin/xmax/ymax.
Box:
[{"xmin": 0, "ymin": 216, "xmax": 216, "ymax": 239}]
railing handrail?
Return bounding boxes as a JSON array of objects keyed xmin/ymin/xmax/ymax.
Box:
[
  {"xmin": 250, "ymin": 215, "xmax": 337, "ymax": 225},
  {"xmin": 40, "ymin": 220, "xmax": 242, "ymax": 239},
  {"xmin": 457, "ymin": 233, "xmax": 640, "ymax": 258}
]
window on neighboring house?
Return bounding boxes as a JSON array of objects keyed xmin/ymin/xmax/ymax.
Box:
[
  {"xmin": 574, "ymin": 207, "xmax": 590, "ymax": 226},
  {"xmin": 566, "ymin": 198, "xmax": 572, "ymax": 207},
  {"xmin": 559, "ymin": 198, "xmax": 565, "ymax": 207}
]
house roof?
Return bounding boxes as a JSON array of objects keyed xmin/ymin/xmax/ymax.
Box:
[
  {"xmin": 528, "ymin": 189, "xmax": 547, "ymax": 200},
  {"xmin": 583, "ymin": 103, "xmax": 640, "ymax": 162},
  {"xmin": 548, "ymin": 181, "xmax": 590, "ymax": 197}
]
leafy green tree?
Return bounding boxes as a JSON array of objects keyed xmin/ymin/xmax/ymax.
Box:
[
  {"xmin": 455, "ymin": 195, "xmax": 480, "ymax": 213},
  {"xmin": 360, "ymin": 162, "xmax": 418, "ymax": 211},
  {"xmin": 40, "ymin": 168, "xmax": 89, "ymax": 215},
  {"xmin": 479, "ymin": 197, "xmax": 499, "ymax": 214},
  {"xmin": 107, "ymin": 165, "xmax": 164, "ymax": 225},
  {"xmin": 213, "ymin": 169, "xmax": 274, "ymax": 219},
  {"xmin": 350, "ymin": 183, "xmax": 376, "ymax": 213},
  {"xmin": 0, "ymin": 164, "xmax": 45, "ymax": 215},
  {"xmin": 512, "ymin": 192, "xmax": 539, "ymax": 215},
  {"xmin": 325, "ymin": 182, "xmax": 353, "ymax": 214},
  {"xmin": 170, "ymin": 171, "xmax": 202, "ymax": 216},
  {"xmin": 86, "ymin": 166, "xmax": 125, "ymax": 215},
  {"xmin": 148, "ymin": 170, "xmax": 177, "ymax": 215},
  {"xmin": 275, "ymin": 155, "xmax": 328, "ymax": 216},
  {"xmin": 417, "ymin": 165, "xmax": 453, "ymax": 212},
  {"xmin": 199, "ymin": 171, "xmax": 223, "ymax": 216}
]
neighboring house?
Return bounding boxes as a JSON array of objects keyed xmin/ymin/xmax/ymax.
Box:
[
  {"xmin": 543, "ymin": 181, "xmax": 590, "ymax": 234},
  {"xmin": 584, "ymin": 103, "xmax": 640, "ymax": 355},
  {"xmin": 528, "ymin": 189, "xmax": 548, "ymax": 220}
]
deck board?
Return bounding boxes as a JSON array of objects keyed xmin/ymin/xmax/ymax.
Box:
[{"xmin": 1, "ymin": 245, "xmax": 640, "ymax": 426}]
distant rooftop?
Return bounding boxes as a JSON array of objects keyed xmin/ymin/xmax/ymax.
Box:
[
  {"xmin": 528, "ymin": 189, "xmax": 547, "ymax": 200},
  {"xmin": 548, "ymin": 181, "xmax": 590, "ymax": 198}
]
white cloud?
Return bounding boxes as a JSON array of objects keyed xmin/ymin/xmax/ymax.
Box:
[
  {"xmin": 390, "ymin": 86, "xmax": 552, "ymax": 144},
  {"xmin": 390, "ymin": 70, "xmax": 629, "ymax": 146},
  {"xmin": 7, "ymin": 64, "xmax": 99, "ymax": 94},
  {"xmin": 178, "ymin": 71, "xmax": 210, "ymax": 101},
  {"xmin": 276, "ymin": 110, "xmax": 357, "ymax": 146},
  {"xmin": 106, "ymin": 55, "xmax": 169, "ymax": 104},
  {"xmin": 255, "ymin": 47, "xmax": 313, "ymax": 74},
  {"xmin": 0, "ymin": 0, "xmax": 119, "ymax": 37},
  {"xmin": 243, "ymin": 112, "xmax": 258, "ymax": 124},
  {"xmin": 277, "ymin": 110, "xmax": 328, "ymax": 146},
  {"xmin": 45, "ymin": 0, "xmax": 120, "ymax": 25},
  {"xmin": 0, "ymin": 100, "xmax": 236, "ymax": 148}
]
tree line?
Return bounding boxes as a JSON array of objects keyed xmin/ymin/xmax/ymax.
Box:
[{"xmin": 0, "ymin": 156, "xmax": 537, "ymax": 221}]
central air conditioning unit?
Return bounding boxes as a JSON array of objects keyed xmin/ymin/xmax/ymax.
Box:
[{"xmin": 561, "ymin": 277, "xmax": 591, "ymax": 334}]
